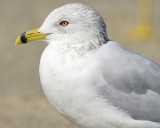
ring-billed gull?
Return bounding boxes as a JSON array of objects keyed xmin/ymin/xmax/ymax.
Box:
[{"xmin": 15, "ymin": 3, "xmax": 160, "ymax": 128}]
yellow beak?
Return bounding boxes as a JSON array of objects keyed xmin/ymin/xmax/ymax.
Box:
[{"xmin": 15, "ymin": 28, "xmax": 51, "ymax": 44}]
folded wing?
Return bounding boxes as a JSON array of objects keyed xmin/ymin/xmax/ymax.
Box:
[{"xmin": 97, "ymin": 41, "xmax": 160, "ymax": 122}]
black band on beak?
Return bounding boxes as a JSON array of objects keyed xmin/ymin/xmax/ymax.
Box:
[{"xmin": 20, "ymin": 32, "xmax": 27, "ymax": 43}]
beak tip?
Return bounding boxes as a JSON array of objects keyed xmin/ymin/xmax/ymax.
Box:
[{"xmin": 15, "ymin": 36, "xmax": 22, "ymax": 45}]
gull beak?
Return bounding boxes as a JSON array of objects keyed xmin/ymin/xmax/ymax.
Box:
[{"xmin": 15, "ymin": 28, "xmax": 51, "ymax": 44}]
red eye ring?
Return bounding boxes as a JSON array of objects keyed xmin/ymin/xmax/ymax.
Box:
[{"xmin": 60, "ymin": 21, "xmax": 69, "ymax": 27}]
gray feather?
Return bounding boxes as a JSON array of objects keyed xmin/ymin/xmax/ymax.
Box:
[{"xmin": 97, "ymin": 41, "xmax": 160, "ymax": 122}]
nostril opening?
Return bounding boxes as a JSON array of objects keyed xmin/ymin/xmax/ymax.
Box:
[{"xmin": 27, "ymin": 33, "xmax": 34, "ymax": 35}]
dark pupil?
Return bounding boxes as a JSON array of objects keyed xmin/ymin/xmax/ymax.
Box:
[{"xmin": 63, "ymin": 22, "xmax": 65, "ymax": 25}]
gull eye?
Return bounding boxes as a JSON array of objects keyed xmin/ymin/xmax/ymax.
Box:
[{"xmin": 60, "ymin": 21, "xmax": 69, "ymax": 27}]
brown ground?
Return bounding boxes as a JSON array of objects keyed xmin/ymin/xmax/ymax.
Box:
[{"xmin": 0, "ymin": 0, "xmax": 160, "ymax": 128}]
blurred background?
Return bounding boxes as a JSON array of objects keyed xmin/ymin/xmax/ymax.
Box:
[{"xmin": 0, "ymin": 0, "xmax": 160, "ymax": 128}]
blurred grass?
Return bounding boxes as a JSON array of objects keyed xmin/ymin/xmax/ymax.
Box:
[{"xmin": 0, "ymin": 0, "xmax": 160, "ymax": 128}]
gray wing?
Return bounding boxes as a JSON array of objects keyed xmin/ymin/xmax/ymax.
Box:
[{"xmin": 98, "ymin": 42, "xmax": 160, "ymax": 122}]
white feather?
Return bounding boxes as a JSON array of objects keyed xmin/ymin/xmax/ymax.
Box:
[{"xmin": 39, "ymin": 3, "xmax": 160, "ymax": 128}]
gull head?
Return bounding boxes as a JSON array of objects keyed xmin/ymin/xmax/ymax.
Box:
[{"xmin": 15, "ymin": 3, "xmax": 109, "ymax": 46}]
